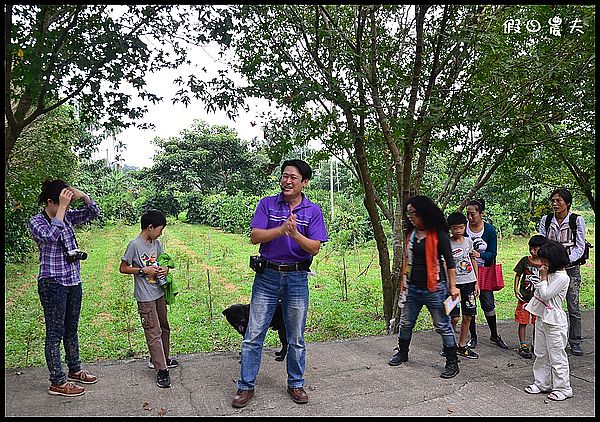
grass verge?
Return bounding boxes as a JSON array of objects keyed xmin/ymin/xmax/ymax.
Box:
[{"xmin": 4, "ymin": 220, "xmax": 594, "ymax": 368}]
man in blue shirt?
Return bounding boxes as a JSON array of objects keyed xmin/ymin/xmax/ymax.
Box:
[{"xmin": 232, "ymin": 159, "xmax": 328, "ymax": 408}]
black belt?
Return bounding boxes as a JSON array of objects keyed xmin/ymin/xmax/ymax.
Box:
[{"xmin": 266, "ymin": 260, "xmax": 311, "ymax": 272}]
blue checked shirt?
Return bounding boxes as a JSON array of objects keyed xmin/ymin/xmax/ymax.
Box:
[{"xmin": 29, "ymin": 198, "xmax": 100, "ymax": 286}]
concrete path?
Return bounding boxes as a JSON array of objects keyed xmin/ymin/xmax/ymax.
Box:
[{"xmin": 4, "ymin": 311, "xmax": 594, "ymax": 417}]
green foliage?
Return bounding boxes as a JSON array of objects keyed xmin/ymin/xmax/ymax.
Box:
[
  {"xmin": 185, "ymin": 193, "xmax": 225, "ymax": 227},
  {"xmin": 147, "ymin": 120, "xmax": 271, "ymax": 195},
  {"xmin": 138, "ymin": 191, "xmax": 181, "ymax": 218},
  {"xmin": 74, "ymin": 161, "xmax": 145, "ymax": 225},
  {"xmin": 5, "ymin": 4, "xmax": 216, "ymax": 169},
  {"xmin": 100, "ymin": 192, "xmax": 139, "ymax": 225},
  {"xmin": 5, "ymin": 105, "xmax": 82, "ymax": 261},
  {"xmin": 184, "ymin": 192, "xmax": 260, "ymax": 236},
  {"xmin": 4, "ymin": 199, "xmax": 36, "ymax": 262},
  {"xmin": 305, "ymin": 188, "xmax": 374, "ymax": 249},
  {"xmin": 218, "ymin": 194, "xmax": 261, "ymax": 235}
]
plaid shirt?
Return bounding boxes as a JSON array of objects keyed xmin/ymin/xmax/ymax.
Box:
[{"xmin": 29, "ymin": 198, "xmax": 100, "ymax": 286}]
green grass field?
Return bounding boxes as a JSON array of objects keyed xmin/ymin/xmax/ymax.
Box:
[{"xmin": 4, "ymin": 220, "xmax": 595, "ymax": 368}]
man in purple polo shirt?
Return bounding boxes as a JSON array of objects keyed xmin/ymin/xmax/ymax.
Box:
[
  {"xmin": 232, "ymin": 159, "xmax": 328, "ymax": 408},
  {"xmin": 29, "ymin": 179, "xmax": 100, "ymax": 397}
]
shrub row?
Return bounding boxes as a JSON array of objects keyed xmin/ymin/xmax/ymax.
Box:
[{"xmin": 185, "ymin": 192, "xmax": 261, "ymax": 236}]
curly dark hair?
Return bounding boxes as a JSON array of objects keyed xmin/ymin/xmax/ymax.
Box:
[{"xmin": 404, "ymin": 195, "xmax": 448, "ymax": 232}]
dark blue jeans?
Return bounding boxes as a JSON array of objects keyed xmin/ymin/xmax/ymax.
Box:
[
  {"xmin": 398, "ymin": 283, "xmax": 457, "ymax": 349},
  {"xmin": 38, "ymin": 278, "xmax": 82, "ymax": 385}
]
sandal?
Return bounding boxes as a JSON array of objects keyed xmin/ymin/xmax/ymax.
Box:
[
  {"xmin": 524, "ymin": 384, "xmax": 550, "ymax": 394},
  {"xmin": 547, "ymin": 391, "xmax": 571, "ymax": 401}
]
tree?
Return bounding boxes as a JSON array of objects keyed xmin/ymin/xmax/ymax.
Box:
[
  {"xmin": 148, "ymin": 119, "xmax": 270, "ymax": 195},
  {"xmin": 177, "ymin": 5, "xmax": 594, "ymax": 328},
  {"xmin": 434, "ymin": 5, "xmax": 595, "ymax": 213},
  {"xmin": 5, "ymin": 105, "xmax": 85, "ymax": 260},
  {"xmin": 176, "ymin": 4, "xmax": 494, "ymax": 326},
  {"xmin": 4, "ymin": 4, "xmax": 212, "ymax": 177}
]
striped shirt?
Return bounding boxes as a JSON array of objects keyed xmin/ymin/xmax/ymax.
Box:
[
  {"xmin": 29, "ymin": 198, "xmax": 100, "ymax": 286},
  {"xmin": 250, "ymin": 192, "xmax": 328, "ymax": 263}
]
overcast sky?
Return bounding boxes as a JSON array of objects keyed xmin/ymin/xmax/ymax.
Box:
[{"xmin": 93, "ymin": 44, "xmax": 265, "ymax": 169}]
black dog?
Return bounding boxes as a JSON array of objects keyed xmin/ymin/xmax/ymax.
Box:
[{"xmin": 222, "ymin": 302, "xmax": 287, "ymax": 361}]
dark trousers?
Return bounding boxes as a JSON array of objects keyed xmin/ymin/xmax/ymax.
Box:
[
  {"xmin": 38, "ymin": 278, "xmax": 83, "ymax": 385},
  {"xmin": 566, "ymin": 265, "xmax": 582, "ymax": 346}
]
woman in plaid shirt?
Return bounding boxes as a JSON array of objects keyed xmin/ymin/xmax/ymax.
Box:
[{"xmin": 29, "ymin": 179, "xmax": 100, "ymax": 397}]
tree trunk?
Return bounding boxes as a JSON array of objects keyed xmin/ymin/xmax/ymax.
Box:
[
  {"xmin": 352, "ymin": 135, "xmax": 394, "ymax": 324},
  {"xmin": 4, "ymin": 125, "xmax": 22, "ymax": 180}
]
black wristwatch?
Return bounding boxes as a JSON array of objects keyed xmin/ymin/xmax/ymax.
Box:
[{"xmin": 138, "ymin": 268, "xmax": 145, "ymax": 277}]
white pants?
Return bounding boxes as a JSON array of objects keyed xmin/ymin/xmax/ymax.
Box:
[{"xmin": 532, "ymin": 321, "xmax": 573, "ymax": 396}]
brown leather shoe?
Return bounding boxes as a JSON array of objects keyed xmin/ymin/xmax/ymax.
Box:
[
  {"xmin": 232, "ymin": 389, "xmax": 254, "ymax": 408},
  {"xmin": 287, "ymin": 387, "xmax": 308, "ymax": 404},
  {"xmin": 67, "ymin": 370, "xmax": 98, "ymax": 384},
  {"xmin": 48, "ymin": 382, "xmax": 85, "ymax": 397}
]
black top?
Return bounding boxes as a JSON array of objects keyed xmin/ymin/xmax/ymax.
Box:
[{"xmin": 408, "ymin": 230, "xmax": 455, "ymax": 289}]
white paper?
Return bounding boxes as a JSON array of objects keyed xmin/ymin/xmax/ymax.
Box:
[{"xmin": 444, "ymin": 294, "xmax": 460, "ymax": 315}]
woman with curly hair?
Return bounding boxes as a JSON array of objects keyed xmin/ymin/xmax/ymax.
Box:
[{"xmin": 388, "ymin": 195, "xmax": 460, "ymax": 379}]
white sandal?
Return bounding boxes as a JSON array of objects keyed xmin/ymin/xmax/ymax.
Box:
[
  {"xmin": 547, "ymin": 391, "xmax": 571, "ymax": 401},
  {"xmin": 525, "ymin": 384, "xmax": 550, "ymax": 394}
]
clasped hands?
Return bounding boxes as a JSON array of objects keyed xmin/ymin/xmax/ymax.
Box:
[{"xmin": 279, "ymin": 213, "xmax": 300, "ymax": 239}]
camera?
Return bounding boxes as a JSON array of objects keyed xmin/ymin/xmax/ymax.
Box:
[
  {"xmin": 249, "ymin": 255, "xmax": 267, "ymax": 273},
  {"xmin": 66, "ymin": 249, "xmax": 88, "ymax": 263}
]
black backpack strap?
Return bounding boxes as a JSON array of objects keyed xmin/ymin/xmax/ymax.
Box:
[
  {"xmin": 569, "ymin": 213, "xmax": 579, "ymax": 247},
  {"xmin": 544, "ymin": 213, "xmax": 553, "ymax": 235}
]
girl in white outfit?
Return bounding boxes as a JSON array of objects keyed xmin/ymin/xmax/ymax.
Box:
[{"xmin": 524, "ymin": 240, "xmax": 573, "ymax": 401}]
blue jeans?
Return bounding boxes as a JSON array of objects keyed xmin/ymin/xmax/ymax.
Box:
[
  {"xmin": 37, "ymin": 278, "xmax": 83, "ymax": 385},
  {"xmin": 398, "ymin": 283, "xmax": 457, "ymax": 349},
  {"xmin": 238, "ymin": 268, "xmax": 309, "ymax": 390}
]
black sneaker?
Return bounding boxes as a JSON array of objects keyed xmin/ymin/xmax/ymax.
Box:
[
  {"xmin": 518, "ymin": 345, "xmax": 532, "ymax": 359},
  {"xmin": 149, "ymin": 358, "xmax": 179, "ymax": 369},
  {"xmin": 156, "ymin": 369, "xmax": 171, "ymax": 388},
  {"xmin": 467, "ymin": 337, "xmax": 477, "ymax": 349},
  {"xmin": 570, "ymin": 344, "xmax": 583, "ymax": 356},
  {"xmin": 457, "ymin": 346, "xmax": 479, "ymax": 359}
]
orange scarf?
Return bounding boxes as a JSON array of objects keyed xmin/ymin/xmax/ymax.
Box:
[{"xmin": 401, "ymin": 229, "xmax": 440, "ymax": 293}]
